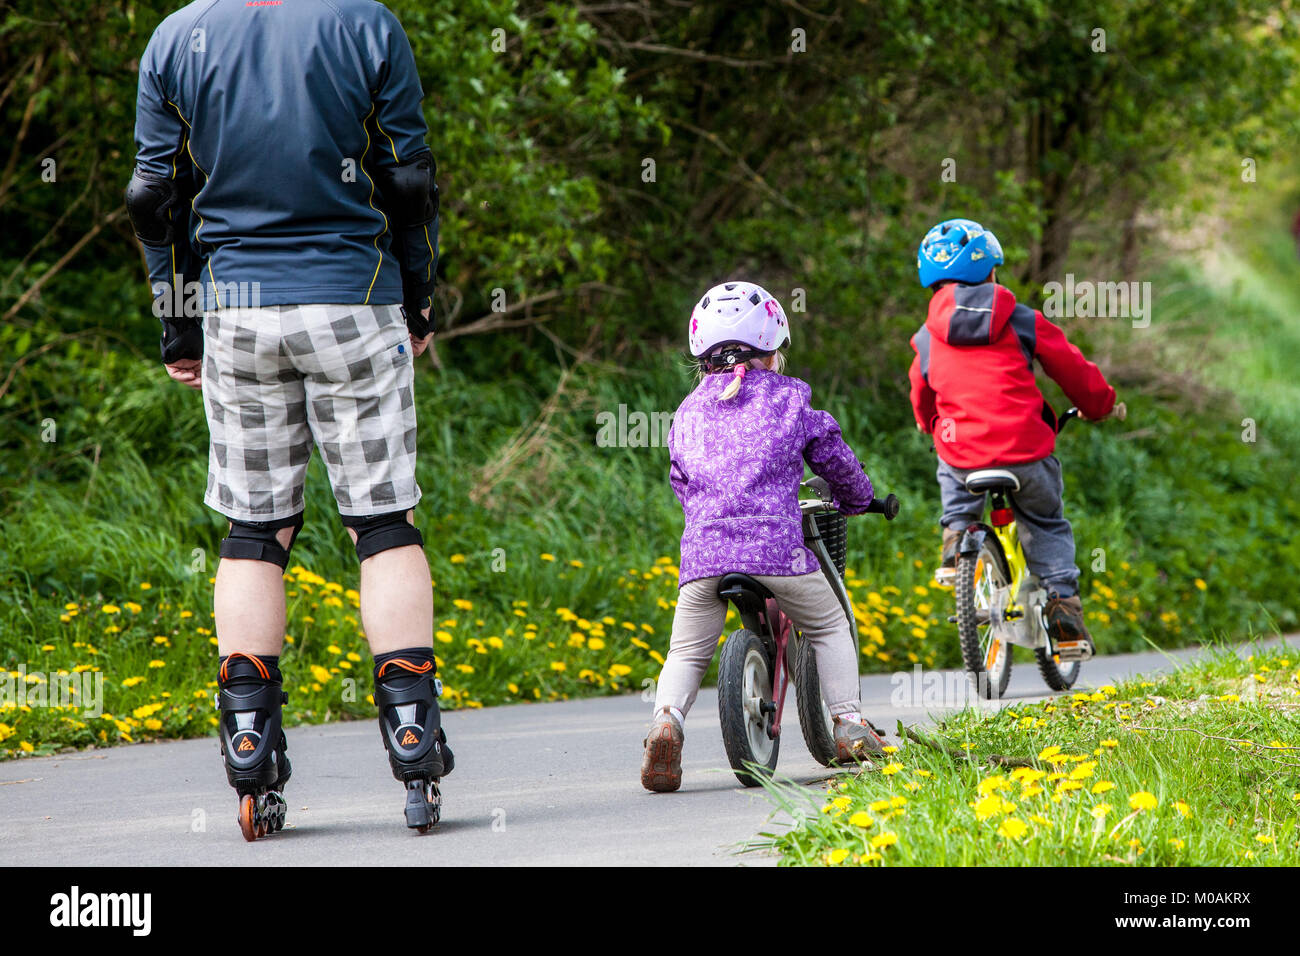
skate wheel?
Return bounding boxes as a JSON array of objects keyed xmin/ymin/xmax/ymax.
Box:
[{"xmin": 237, "ymin": 795, "xmax": 258, "ymax": 842}]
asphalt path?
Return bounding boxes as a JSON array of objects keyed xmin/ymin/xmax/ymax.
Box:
[{"xmin": 1, "ymin": 639, "xmax": 1281, "ymax": 866}]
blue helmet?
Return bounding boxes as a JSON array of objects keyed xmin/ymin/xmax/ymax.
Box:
[{"xmin": 916, "ymin": 218, "xmax": 1003, "ymax": 288}]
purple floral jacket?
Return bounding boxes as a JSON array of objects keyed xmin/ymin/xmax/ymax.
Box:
[{"xmin": 668, "ymin": 368, "xmax": 874, "ymax": 585}]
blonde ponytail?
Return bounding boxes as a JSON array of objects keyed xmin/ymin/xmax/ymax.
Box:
[{"xmin": 719, "ymin": 364, "xmax": 746, "ymax": 400}]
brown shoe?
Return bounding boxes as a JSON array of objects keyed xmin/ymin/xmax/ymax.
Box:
[
  {"xmin": 832, "ymin": 717, "xmax": 887, "ymax": 764},
  {"xmin": 641, "ymin": 710, "xmax": 684, "ymax": 792},
  {"xmin": 1045, "ymin": 594, "xmax": 1095, "ymax": 660},
  {"xmin": 935, "ymin": 526, "xmax": 963, "ymax": 585}
]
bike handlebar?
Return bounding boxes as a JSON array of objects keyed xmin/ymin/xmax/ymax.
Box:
[
  {"xmin": 801, "ymin": 477, "xmax": 900, "ymax": 521},
  {"xmin": 1055, "ymin": 401, "xmax": 1127, "ymax": 434},
  {"xmin": 866, "ymin": 493, "xmax": 900, "ymax": 521}
]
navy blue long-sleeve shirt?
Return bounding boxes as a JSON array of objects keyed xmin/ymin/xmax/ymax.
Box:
[{"xmin": 132, "ymin": 0, "xmax": 436, "ymax": 312}]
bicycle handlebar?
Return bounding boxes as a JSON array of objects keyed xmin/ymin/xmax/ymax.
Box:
[
  {"xmin": 865, "ymin": 493, "xmax": 900, "ymax": 521},
  {"xmin": 1055, "ymin": 401, "xmax": 1127, "ymax": 434},
  {"xmin": 1056, "ymin": 407, "xmax": 1082, "ymax": 433},
  {"xmin": 801, "ymin": 477, "xmax": 900, "ymax": 521}
]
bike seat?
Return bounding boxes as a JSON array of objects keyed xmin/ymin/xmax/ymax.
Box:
[
  {"xmin": 964, "ymin": 469, "xmax": 1021, "ymax": 494},
  {"xmin": 717, "ymin": 573, "xmax": 774, "ymax": 600}
]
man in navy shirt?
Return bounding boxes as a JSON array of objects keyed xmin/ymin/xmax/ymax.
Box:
[{"xmin": 126, "ymin": 0, "xmax": 452, "ymax": 838}]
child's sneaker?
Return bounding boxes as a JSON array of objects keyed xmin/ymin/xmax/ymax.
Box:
[
  {"xmin": 1046, "ymin": 594, "xmax": 1095, "ymax": 660},
  {"xmin": 832, "ymin": 716, "xmax": 887, "ymax": 764},
  {"xmin": 934, "ymin": 526, "xmax": 962, "ymax": 586},
  {"xmin": 641, "ymin": 709, "xmax": 684, "ymax": 792}
]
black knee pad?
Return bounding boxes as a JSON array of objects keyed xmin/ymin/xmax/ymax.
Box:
[
  {"xmin": 341, "ymin": 509, "xmax": 423, "ymax": 562},
  {"xmin": 220, "ymin": 513, "xmax": 305, "ymax": 569}
]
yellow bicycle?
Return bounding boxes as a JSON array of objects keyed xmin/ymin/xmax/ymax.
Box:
[{"xmin": 950, "ymin": 404, "xmax": 1125, "ymax": 699}]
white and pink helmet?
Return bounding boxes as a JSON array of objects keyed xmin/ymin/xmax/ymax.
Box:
[{"xmin": 687, "ymin": 281, "xmax": 790, "ymax": 359}]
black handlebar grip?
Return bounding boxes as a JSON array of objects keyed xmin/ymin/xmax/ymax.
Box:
[
  {"xmin": 866, "ymin": 493, "xmax": 900, "ymax": 521},
  {"xmin": 1055, "ymin": 407, "xmax": 1080, "ymax": 434}
]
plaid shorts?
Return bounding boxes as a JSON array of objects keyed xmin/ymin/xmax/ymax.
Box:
[{"xmin": 201, "ymin": 304, "xmax": 421, "ymax": 521}]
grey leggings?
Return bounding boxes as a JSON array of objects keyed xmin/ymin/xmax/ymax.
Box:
[
  {"xmin": 936, "ymin": 455, "xmax": 1080, "ymax": 598},
  {"xmin": 653, "ymin": 571, "xmax": 861, "ymax": 720}
]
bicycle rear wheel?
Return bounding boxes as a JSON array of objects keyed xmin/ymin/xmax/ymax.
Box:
[
  {"xmin": 955, "ymin": 537, "xmax": 1013, "ymax": 699},
  {"xmin": 717, "ymin": 628, "xmax": 780, "ymax": 787},
  {"xmin": 793, "ymin": 635, "xmax": 837, "ymax": 767}
]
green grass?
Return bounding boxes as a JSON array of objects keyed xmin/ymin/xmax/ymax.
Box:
[{"xmin": 760, "ymin": 642, "xmax": 1300, "ymax": 866}]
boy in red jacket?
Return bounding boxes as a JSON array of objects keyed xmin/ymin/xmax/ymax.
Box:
[{"xmin": 908, "ymin": 219, "xmax": 1121, "ymax": 655}]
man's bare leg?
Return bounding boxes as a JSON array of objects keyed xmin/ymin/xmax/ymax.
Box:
[
  {"xmin": 350, "ymin": 511, "xmax": 447, "ymax": 830},
  {"xmin": 213, "ymin": 524, "xmax": 295, "ymax": 840},
  {"xmin": 215, "ymin": 526, "xmax": 293, "ymax": 656},
  {"xmin": 346, "ymin": 511, "xmax": 434, "ymax": 654}
]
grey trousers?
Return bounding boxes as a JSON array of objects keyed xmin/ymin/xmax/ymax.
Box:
[
  {"xmin": 653, "ymin": 572, "xmax": 861, "ymax": 720},
  {"xmin": 936, "ymin": 456, "xmax": 1080, "ymax": 598}
]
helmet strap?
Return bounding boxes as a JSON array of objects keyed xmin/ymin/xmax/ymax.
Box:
[{"xmin": 700, "ymin": 345, "xmax": 770, "ymax": 372}]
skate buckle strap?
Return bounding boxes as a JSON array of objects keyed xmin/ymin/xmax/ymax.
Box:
[
  {"xmin": 377, "ymin": 657, "xmax": 434, "ymax": 679},
  {"xmin": 220, "ymin": 651, "xmax": 270, "ymax": 683}
]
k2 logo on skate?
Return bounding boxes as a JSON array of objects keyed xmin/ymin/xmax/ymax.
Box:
[{"xmin": 49, "ymin": 886, "xmax": 151, "ymax": 937}]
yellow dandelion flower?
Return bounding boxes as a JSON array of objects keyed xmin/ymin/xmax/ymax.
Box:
[
  {"xmin": 997, "ymin": 817, "xmax": 1029, "ymax": 840},
  {"xmin": 1128, "ymin": 790, "xmax": 1158, "ymax": 811}
]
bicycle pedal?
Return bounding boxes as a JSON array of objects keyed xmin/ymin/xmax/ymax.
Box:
[
  {"xmin": 933, "ymin": 568, "xmax": 957, "ymax": 587},
  {"xmin": 1054, "ymin": 640, "xmax": 1094, "ymax": 662}
]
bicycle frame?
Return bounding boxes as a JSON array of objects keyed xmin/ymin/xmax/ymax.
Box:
[
  {"xmin": 977, "ymin": 501, "xmax": 1050, "ymax": 652},
  {"xmin": 721, "ymin": 496, "xmax": 856, "ymax": 741}
]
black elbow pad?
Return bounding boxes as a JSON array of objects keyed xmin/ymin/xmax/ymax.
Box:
[
  {"xmin": 125, "ymin": 170, "xmax": 182, "ymax": 246},
  {"xmin": 374, "ymin": 153, "xmax": 438, "ymax": 228}
]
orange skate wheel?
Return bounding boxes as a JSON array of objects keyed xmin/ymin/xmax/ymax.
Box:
[{"xmin": 238, "ymin": 794, "xmax": 258, "ymax": 842}]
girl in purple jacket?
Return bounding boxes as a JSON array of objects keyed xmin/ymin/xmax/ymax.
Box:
[{"xmin": 641, "ymin": 281, "xmax": 887, "ymax": 793}]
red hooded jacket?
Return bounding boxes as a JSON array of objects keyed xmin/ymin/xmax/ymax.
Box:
[{"xmin": 908, "ymin": 282, "xmax": 1115, "ymax": 468}]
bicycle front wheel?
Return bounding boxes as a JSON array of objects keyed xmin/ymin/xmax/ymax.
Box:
[
  {"xmin": 717, "ymin": 628, "xmax": 780, "ymax": 787},
  {"xmin": 1035, "ymin": 646, "xmax": 1081, "ymax": 691},
  {"xmin": 955, "ymin": 537, "xmax": 1013, "ymax": 699}
]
